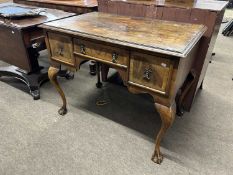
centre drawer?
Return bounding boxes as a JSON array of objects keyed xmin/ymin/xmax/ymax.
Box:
[
  {"xmin": 73, "ymin": 38, "xmax": 129, "ymax": 67},
  {"xmin": 129, "ymin": 52, "xmax": 174, "ymax": 96}
]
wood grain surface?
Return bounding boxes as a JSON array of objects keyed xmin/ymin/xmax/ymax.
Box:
[
  {"xmin": 74, "ymin": 38, "xmax": 129, "ymax": 67},
  {"xmin": 48, "ymin": 32, "xmax": 75, "ymax": 66},
  {"xmin": 40, "ymin": 12, "xmax": 206, "ymax": 57},
  {"xmin": 129, "ymin": 52, "xmax": 174, "ymax": 96}
]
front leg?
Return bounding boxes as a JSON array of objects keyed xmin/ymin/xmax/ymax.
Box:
[
  {"xmin": 151, "ymin": 102, "xmax": 176, "ymax": 164},
  {"xmin": 48, "ymin": 66, "xmax": 67, "ymax": 115}
]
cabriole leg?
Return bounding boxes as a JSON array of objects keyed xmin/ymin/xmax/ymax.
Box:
[
  {"xmin": 151, "ymin": 102, "xmax": 176, "ymax": 164},
  {"xmin": 48, "ymin": 66, "xmax": 67, "ymax": 115}
]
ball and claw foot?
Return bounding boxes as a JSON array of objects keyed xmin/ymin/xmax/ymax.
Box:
[
  {"xmin": 151, "ymin": 152, "xmax": 163, "ymax": 164},
  {"xmin": 58, "ymin": 107, "xmax": 67, "ymax": 116},
  {"xmin": 31, "ymin": 90, "xmax": 40, "ymax": 100}
]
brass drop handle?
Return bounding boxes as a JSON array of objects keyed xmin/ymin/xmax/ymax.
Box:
[
  {"xmin": 112, "ymin": 52, "xmax": 118, "ymax": 63},
  {"xmin": 143, "ymin": 67, "xmax": 152, "ymax": 80},
  {"xmin": 57, "ymin": 47, "xmax": 64, "ymax": 56},
  {"xmin": 80, "ymin": 44, "xmax": 86, "ymax": 55}
]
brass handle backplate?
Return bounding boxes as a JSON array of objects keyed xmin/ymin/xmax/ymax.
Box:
[
  {"xmin": 112, "ymin": 52, "xmax": 118, "ymax": 63},
  {"xmin": 80, "ymin": 44, "xmax": 86, "ymax": 55},
  {"xmin": 143, "ymin": 67, "xmax": 152, "ymax": 80}
]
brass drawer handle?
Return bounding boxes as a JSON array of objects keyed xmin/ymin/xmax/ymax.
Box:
[
  {"xmin": 112, "ymin": 52, "xmax": 118, "ymax": 63},
  {"xmin": 80, "ymin": 44, "xmax": 86, "ymax": 55},
  {"xmin": 57, "ymin": 48, "xmax": 64, "ymax": 56},
  {"xmin": 143, "ymin": 67, "xmax": 152, "ymax": 80}
]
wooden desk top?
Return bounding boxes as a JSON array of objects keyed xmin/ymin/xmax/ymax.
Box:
[
  {"xmin": 41, "ymin": 12, "xmax": 206, "ymax": 57},
  {"xmin": 0, "ymin": 3, "xmax": 75, "ymax": 29},
  {"xmin": 108, "ymin": 0, "xmax": 228, "ymax": 11}
]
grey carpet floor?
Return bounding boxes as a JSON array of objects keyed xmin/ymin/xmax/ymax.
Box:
[{"xmin": 0, "ymin": 12, "xmax": 233, "ymax": 175}]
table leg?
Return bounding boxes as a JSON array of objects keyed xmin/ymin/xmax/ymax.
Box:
[
  {"xmin": 101, "ymin": 64, "xmax": 110, "ymax": 82},
  {"xmin": 89, "ymin": 60, "xmax": 97, "ymax": 76},
  {"xmin": 151, "ymin": 102, "xmax": 176, "ymax": 164},
  {"xmin": 48, "ymin": 66, "xmax": 67, "ymax": 115},
  {"xmin": 96, "ymin": 62, "xmax": 102, "ymax": 88}
]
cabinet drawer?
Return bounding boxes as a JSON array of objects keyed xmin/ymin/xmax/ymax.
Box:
[
  {"xmin": 129, "ymin": 52, "xmax": 174, "ymax": 96},
  {"xmin": 47, "ymin": 32, "xmax": 75, "ymax": 66},
  {"xmin": 74, "ymin": 38, "xmax": 129, "ymax": 68}
]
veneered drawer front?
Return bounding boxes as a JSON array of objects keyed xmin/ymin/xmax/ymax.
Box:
[
  {"xmin": 74, "ymin": 38, "xmax": 129, "ymax": 68},
  {"xmin": 129, "ymin": 52, "xmax": 174, "ymax": 95},
  {"xmin": 48, "ymin": 32, "xmax": 75, "ymax": 66}
]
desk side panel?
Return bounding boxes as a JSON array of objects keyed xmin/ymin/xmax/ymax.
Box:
[
  {"xmin": 182, "ymin": 9, "xmax": 225, "ymax": 110},
  {"xmin": 0, "ymin": 26, "xmax": 31, "ymax": 71}
]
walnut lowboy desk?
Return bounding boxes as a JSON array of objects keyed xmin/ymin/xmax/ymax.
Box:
[{"xmin": 40, "ymin": 12, "xmax": 206, "ymax": 164}]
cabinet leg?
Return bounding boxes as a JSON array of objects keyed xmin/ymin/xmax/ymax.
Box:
[
  {"xmin": 96, "ymin": 62, "xmax": 103, "ymax": 88},
  {"xmin": 152, "ymin": 102, "xmax": 176, "ymax": 164},
  {"xmin": 101, "ymin": 64, "xmax": 110, "ymax": 82},
  {"xmin": 89, "ymin": 60, "xmax": 97, "ymax": 76},
  {"xmin": 48, "ymin": 66, "xmax": 67, "ymax": 115}
]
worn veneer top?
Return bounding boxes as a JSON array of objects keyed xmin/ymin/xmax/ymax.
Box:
[
  {"xmin": 41, "ymin": 12, "xmax": 206, "ymax": 57},
  {"xmin": 107, "ymin": 0, "xmax": 228, "ymax": 11}
]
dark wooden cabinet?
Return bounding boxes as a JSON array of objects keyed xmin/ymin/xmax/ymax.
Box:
[{"xmin": 0, "ymin": 2, "xmax": 74, "ymax": 99}]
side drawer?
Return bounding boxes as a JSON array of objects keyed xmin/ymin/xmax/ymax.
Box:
[
  {"xmin": 73, "ymin": 38, "xmax": 129, "ymax": 68},
  {"xmin": 47, "ymin": 32, "xmax": 75, "ymax": 66},
  {"xmin": 129, "ymin": 52, "xmax": 174, "ymax": 96}
]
